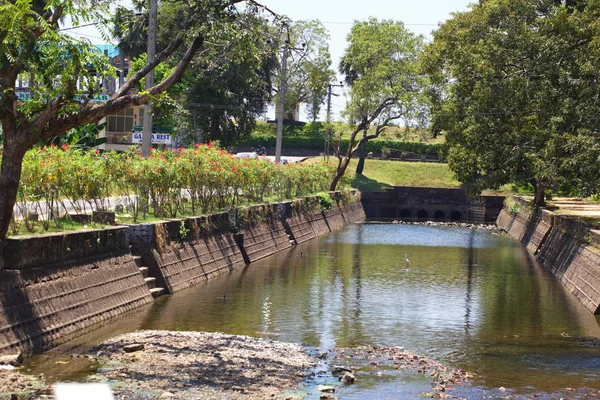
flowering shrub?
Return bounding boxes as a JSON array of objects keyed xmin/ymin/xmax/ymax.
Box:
[{"xmin": 14, "ymin": 143, "xmax": 337, "ymax": 232}]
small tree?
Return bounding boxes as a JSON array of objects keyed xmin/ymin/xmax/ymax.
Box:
[
  {"xmin": 329, "ymin": 18, "xmax": 426, "ymax": 190},
  {"xmin": 276, "ymin": 20, "xmax": 335, "ymax": 123}
]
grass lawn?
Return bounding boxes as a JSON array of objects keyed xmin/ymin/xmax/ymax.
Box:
[{"xmin": 311, "ymin": 158, "xmax": 462, "ymax": 191}]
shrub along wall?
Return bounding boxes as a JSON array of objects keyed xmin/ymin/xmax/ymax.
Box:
[{"xmin": 10, "ymin": 143, "xmax": 335, "ymax": 236}]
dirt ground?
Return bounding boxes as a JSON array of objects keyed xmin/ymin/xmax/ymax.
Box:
[{"xmin": 0, "ymin": 330, "xmax": 479, "ymax": 400}]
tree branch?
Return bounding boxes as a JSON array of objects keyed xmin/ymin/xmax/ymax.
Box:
[
  {"xmin": 113, "ymin": 35, "xmax": 186, "ymax": 98},
  {"xmin": 43, "ymin": 34, "xmax": 207, "ymax": 139},
  {"xmin": 149, "ymin": 35, "xmax": 206, "ymax": 95}
]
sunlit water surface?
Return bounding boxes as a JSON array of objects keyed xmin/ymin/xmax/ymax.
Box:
[{"xmin": 31, "ymin": 224, "xmax": 600, "ymax": 398}]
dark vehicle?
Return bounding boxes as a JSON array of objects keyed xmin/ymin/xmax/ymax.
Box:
[{"xmin": 253, "ymin": 145, "xmax": 267, "ymax": 156}]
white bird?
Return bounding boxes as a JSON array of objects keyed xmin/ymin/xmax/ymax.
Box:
[{"xmin": 404, "ymin": 254, "xmax": 411, "ymax": 266}]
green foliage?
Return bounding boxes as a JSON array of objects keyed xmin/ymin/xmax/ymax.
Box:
[
  {"xmin": 111, "ymin": 2, "xmax": 147, "ymax": 60},
  {"xmin": 10, "ymin": 143, "xmax": 335, "ymax": 235},
  {"xmin": 46, "ymin": 123, "xmax": 108, "ymax": 149},
  {"xmin": 179, "ymin": 220, "xmax": 190, "ymax": 240},
  {"xmin": 326, "ymin": 18, "xmax": 428, "ymax": 190},
  {"xmin": 302, "ymin": 121, "xmax": 324, "ymax": 134},
  {"xmin": 0, "ymin": 0, "xmax": 280, "ymax": 241},
  {"xmin": 340, "ymin": 19, "xmax": 427, "ymax": 128},
  {"xmin": 240, "ymin": 131, "xmax": 445, "ymax": 156},
  {"xmin": 424, "ymin": 0, "xmax": 600, "ymax": 204},
  {"xmin": 277, "ymin": 20, "xmax": 335, "ymax": 122},
  {"xmin": 124, "ymin": 8, "xmax": 278, "ymax": 147},
  {"xmin": 317, "ymin": 193, "xmax": 333, "ymax": 211}
]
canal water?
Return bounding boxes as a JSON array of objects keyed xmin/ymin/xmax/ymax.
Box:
[{"xmin": 31, "ymin": 224, "xmax": 600, "ymax": 398}]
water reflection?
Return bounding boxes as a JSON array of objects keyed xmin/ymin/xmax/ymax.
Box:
[{"xmin": 37, "ymin": 224, "xmax": 600, "ymax": 395}]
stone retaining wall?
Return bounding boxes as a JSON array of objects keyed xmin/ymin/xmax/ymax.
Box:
[
  {"xmin": 5, "ymin": 227, "xmax": 129, "ymax": 270},
  {"xmin": 497, "ymin": 197, "xmax": 600, "ymax": 314},
  {"xmin": 284, "ymin": 205, "xmax": 317, "ymax": 245},
  {"xmin": 362, "ymin": 187, "xmax": 504, "ymax": 223},
  {"xmin": 0, "ymin": 251, "xmax": 152, "ymax": 355},
  {"xmin": 238, "ymin": 204, "xmax": 292, "ymax": 263},
  {"xmin": 147, "ymin": 191, "xmax": 366, "ymax": 294},
  {"xmin": 148, "ymin": 213, "xmax": 246, "ymax": 294},
  {"xmin": 0, "ymin": 191, "xmax": 366, "ymax": 355},
  {"xmin": 496, "ymin": 197, "xmax": 554, "ymax": 254}
]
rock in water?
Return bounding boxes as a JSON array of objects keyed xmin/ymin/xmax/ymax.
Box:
[
  {"xmin": 340, "ymin": 372, "xmax": 355, "ymax": 384},
  {"xmin": 0, "ymin": 354, "xmax": 23, "ymax": 366},
  {"xmin": 317, "ymin": 385, "xmax": 336, "ymax": 393},
  {"xmin": 123, "ymin": 344, "xmax": 145, "ymax": 353},
  {"xmin": 332, "ymin": 365, "xmax": 353, "ymax": 377}
]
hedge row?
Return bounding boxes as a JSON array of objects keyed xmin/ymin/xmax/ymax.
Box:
[
  {"xmin": 11, "ymin": 144, "xmax": 335, "ymax": 234},
  {"xmin": 239, "ymin": 133, "xmax": 447, "ymax": 157}
]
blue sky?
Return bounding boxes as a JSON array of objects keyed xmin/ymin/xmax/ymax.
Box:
[{"xmin": 259, "ymin": 0, "xmax": 474, "ymax": 66}]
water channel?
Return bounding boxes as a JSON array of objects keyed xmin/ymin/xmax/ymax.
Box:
[{"xmin": 31, "ymin": 223, "xmax": 600, "ymax": 399}]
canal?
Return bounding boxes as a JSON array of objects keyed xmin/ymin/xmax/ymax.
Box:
[{"xmin": 31, "ymin": 223, "xmax": 600, "ymax": 398}]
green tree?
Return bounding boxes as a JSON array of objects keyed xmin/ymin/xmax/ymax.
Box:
[
  {"xmin": 329, "ymin": 18, "xmax": 426, "ymax": 190},
  {"xmin": 0, "ymin": 0, "xmax": 274, "ymax": 262},
  {"xmin": 111, "ymin": 1, "xmax": 148, "ymax": 61},
  {"xmin": 278, "ymin": 20, "xmax": 335, "ymax": 122},
  {"xmin": 424, "ymin": 0, "xmax": 600, "ymax": 205},
  {"xmin": 177, "ymin": 14, "xmax": 278, "ymax": 146},
  {"xmin": 118, "ymin": 3, "xmax": 278, "ymax": 147}
]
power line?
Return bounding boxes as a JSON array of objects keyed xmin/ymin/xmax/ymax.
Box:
[
  {"xmin": 320, "ymin": 21, "xmax": 438, "ymax": 27},
  {"xmin": 59, "ymin": 22, "xmax": 100, "ymax": 31}
]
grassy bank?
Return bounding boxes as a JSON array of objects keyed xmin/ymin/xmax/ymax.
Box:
[{"xmin": 310, "ymin": 158, "xmax": 462, "ymax": 191}]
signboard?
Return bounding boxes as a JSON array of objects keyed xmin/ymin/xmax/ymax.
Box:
[
  {"xmin": 131, "ymin": 132, "xmax": 172, "ymax": 145},
  {"xmin": 16, "ymin": 91, "xmax": 109, "ymax": 103}
]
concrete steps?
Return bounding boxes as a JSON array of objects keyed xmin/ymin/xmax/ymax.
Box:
[
  {"xmin": 133, "ymin": 255, "xmax": 167, "ymax": 298},
  {"xmin": 144, "ymin": 277, "xmax": 156, "ymax": 289},
  {"xmin": 150, "ymin": 287, "xmax": 165, "ymax": 298}
]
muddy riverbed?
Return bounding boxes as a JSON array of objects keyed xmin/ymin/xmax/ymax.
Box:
[{"xmin": 1, "ymin": 330, "xmax": 476, "ymax": 399}]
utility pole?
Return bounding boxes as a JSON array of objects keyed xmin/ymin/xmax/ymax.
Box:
[
  {"xmin": 142, "ymin": 0, "xmax": 157, "ymax": 157},
  {"xmin": 275, "ymin": 41, "xmax": 288, "ymax": 164},
  {"xmin": 325, "ymin": 82, "xmax": 343, "ymax": 162}
]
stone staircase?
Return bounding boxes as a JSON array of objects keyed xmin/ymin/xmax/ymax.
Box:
[{"xmin": 133, "ymin": 255, "xmax": 166, "ymax": 298}]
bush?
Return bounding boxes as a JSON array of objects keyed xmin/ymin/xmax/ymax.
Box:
[
  {"xmin": 14, "ymin": 143, "xmax": 337, "ymax": 233},
  {"xmin": 302, "ymin": 121, "xmax": 325, "ymax": 134}
]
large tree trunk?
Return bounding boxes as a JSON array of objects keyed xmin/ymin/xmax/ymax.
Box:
[
  {"xmin": 0, "ymin": 127, "xmax": 32, "ymax": 269},
  {"xmin": 210, "ymin": 113, "xmax": 221, "ymax": 143},
  {"xmin": 530, "ymin": 178, "xmax": 545, "ymax": 207},
  {"xmin": 533, "ymin": 183, "xmax": 545, "ymax": 207}
]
